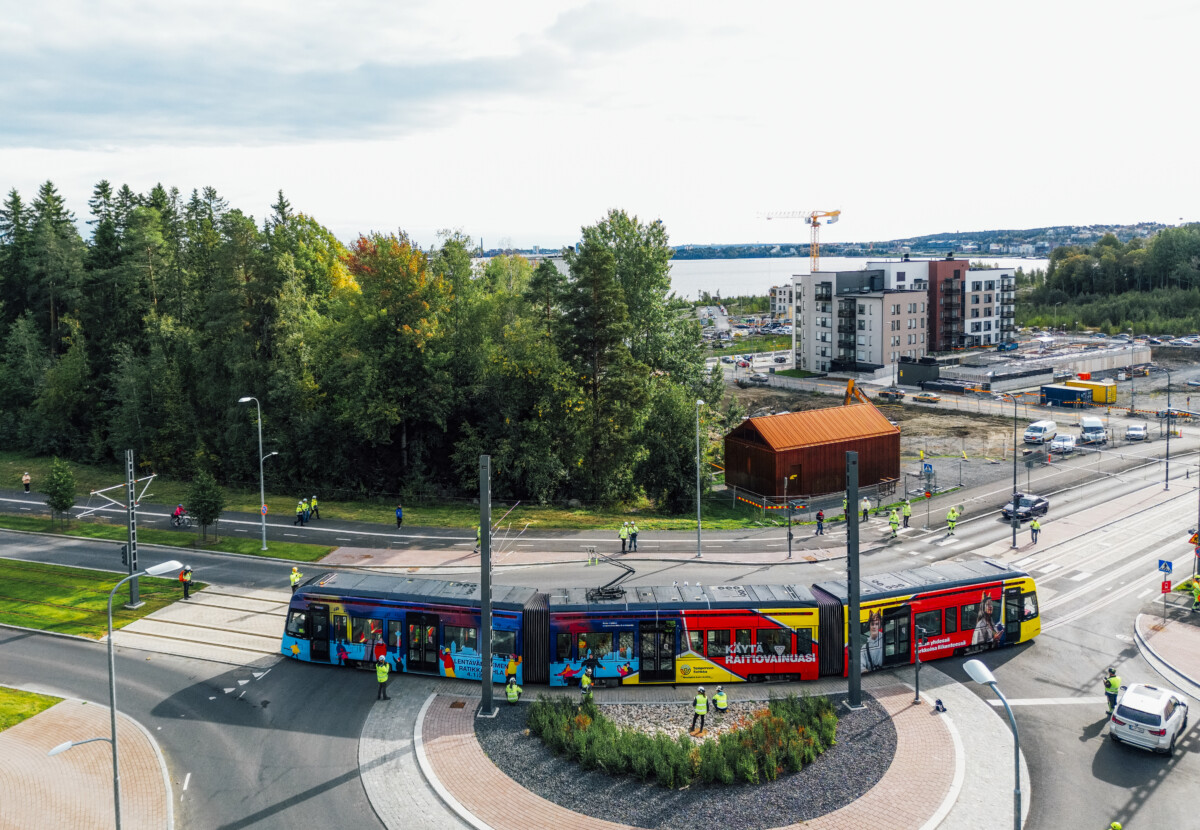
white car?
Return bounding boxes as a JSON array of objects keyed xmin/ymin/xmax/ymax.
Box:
[
  {"xmin": 1109, "ymin": 683, "xmax": 1189, "ymax": 755},
  {"xmin": 1049, "ymin": 434, "xmax": 1076, "ymax": 454},
  {"xmin": 1125, "ymin": 424, "xmax": 1148, "ymax": 441}
]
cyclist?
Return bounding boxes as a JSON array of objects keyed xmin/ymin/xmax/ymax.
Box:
[{"xmin": 172, "ymin": 504, "xmax": 188, "ymax": 527}]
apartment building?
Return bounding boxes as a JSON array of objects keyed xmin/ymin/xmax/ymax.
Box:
[
  {"xmin": 768, "ymin": 284, "xmax": 794, "ymax": 319},
  {"xmin": 794, "ymin": 268, "xmax": 928, "ymax": 373},
  {"xmin": 963, "ymin": 267, "xmax": 1016, "ymax": 347}
]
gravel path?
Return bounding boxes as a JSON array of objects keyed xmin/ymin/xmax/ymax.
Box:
[{"xmin": 475, "ymin": 693, "xmax": 897, "ymax": 830}]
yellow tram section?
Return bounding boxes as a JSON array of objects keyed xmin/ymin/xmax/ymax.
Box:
[{"xmin": 667, "ymin": 609, "xmax": 821, "ymax": 685}]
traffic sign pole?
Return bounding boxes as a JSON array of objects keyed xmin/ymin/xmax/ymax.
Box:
[{"xmin": 1163, "ymin": 579, "xmax": 1172, "ymax": 622}]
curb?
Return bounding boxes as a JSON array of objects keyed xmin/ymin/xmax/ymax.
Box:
[
  {"xmin": 413, "ymin": 693, "xmax": 494, "ymax": 830},
  {"xmin": 916, "ymin": 688, "xmax": 965, "ymax": 830},
  {"xmin": 1133, "ymin": 615, "xmax": 1200, "ymax": 700}
]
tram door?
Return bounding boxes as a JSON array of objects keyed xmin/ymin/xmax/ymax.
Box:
[
  {"xmin": 310, "ymin": 605, "xmax": 330, "ymax": 662},
  {"xmin": 1003, "ymin": 588, "xmax": 1022, "ymax": 643},
  {"xmin": 881, "ymin": 605, "xmax": 911, "ymax": 666},
  {"xmin": 638, "ymin": 623, "xmax": 676, "ymax": 683},
  {"xmin": 407, "ymin": 613, "xmax": 440, "ymax": 674}
]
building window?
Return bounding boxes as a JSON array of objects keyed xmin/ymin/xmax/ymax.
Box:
[
  {"xmin": 986, "ymin": 281, "xmax": 995, "ymax": 290},
  {"xmin": 954, "ymin": 269, "xmax": 961, "ymax": 279},
  {"xmin": 984, "ymin": 293, "xmax": 993, "ymax": 303},
  {"xmin": 857, "ymin": 320, "xmax": 866, "ymax": 330},
  {"xmin": 921, "ymin": 302, "xmax": 925, "ymax": 312},
  {"xmin": 971, "ymin": 309, "xmax": 980, "ymax": 318}
]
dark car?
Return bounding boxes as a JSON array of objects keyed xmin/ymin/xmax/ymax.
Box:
[
  {"xmin": 1001, "ymin": 494, "xmax": 1049, "ymax": 521},
  {"xmin": 773, "ymin": 356, "xmax": 788, "ymax": 363}
]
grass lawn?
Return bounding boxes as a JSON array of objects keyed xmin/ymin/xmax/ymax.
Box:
[
  {"xmin": 0, "ymin": 558, "xmax": 200, "ymax": 639},
  {"xmin": 0, "ymin": 515, "xmax": 334, "ymax": 562},
  {"xmin": 775, "ymin": 369, "xmax": 821, "ymax": 379},
  {"xmin": 0, "ymin": 687, "xmax": 63, "ymax": 732}
]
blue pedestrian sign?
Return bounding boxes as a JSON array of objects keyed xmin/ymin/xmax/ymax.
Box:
[
  {"xmin": 1158, "ymin": 559, "xmax": 1173, "ymax": 574},
  {"xmin": 922, "ymin": 462, "xmax": 933, "ymax": 474}
]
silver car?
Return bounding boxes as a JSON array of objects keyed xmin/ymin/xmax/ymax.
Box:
[
  {"xmin": 1125, "ymin": 424, "xmax": 1147, "ymax": 441},
  {"xmin": 1109, "ymin": 683, "xmax": 1188, "ymax": 755}
]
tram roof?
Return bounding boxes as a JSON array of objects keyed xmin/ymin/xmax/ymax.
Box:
[
  {"xmin": 812, "ymin": 560, "xmax": 1029, "ymax": 603},
  {"xmin": 298, "ymin": 572, "xmax": 538, "ymax": 610},
  {"xmin": 548, "ymin": 582, "xmax": 816, "ymax": 612}
]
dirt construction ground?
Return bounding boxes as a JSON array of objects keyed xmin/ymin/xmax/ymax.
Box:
[{"xmin": 729, "ymin": 386, "xmax": 1016, "ymax": 461}]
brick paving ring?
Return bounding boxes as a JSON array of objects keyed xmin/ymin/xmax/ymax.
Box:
[{"xmin": 418, "ymin": 685, "xmax": 955, "ymax": 830}]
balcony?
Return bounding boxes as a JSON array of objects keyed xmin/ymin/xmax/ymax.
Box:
[
  {"xmin": 837, "ymin": 308, "xmax": 855, "ymax": 319},
  {"xmin": 1001, "ymin": 323, "xmax": 1015, "ymax": 333},
  {"xmin": 1000, "ymin": 309, "xmax": 1014, "ymax": 318},
  {"xmin": 815, "ymin": 288, "xmax": 833, "ymax": 302}
]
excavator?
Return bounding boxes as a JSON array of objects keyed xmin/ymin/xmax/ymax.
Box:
[{"xmin": 843, "ymin": 379, "xmax": 875, "ymax": 406}]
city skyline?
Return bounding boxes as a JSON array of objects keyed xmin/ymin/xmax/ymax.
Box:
[{"xmin": 2, "ymin": 1, "xmax": 1195, "ymax": 249}]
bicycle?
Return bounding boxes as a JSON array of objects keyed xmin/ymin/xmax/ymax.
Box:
[{"xmin": 171, "ymin": 513, "xmax": 194, "ymax": 528}]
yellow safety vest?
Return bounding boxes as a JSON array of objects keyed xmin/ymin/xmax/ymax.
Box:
[
  {"xmin": 581, "ymin": 674, "xmax": 593, "ymax": 690},
  {"xmin": 311, "ymin": 497, "xmax": 319, "ymax": 509},
  {"xmin": 507, "ymin": 683, "xmax": 522, "ymax": 702},
  {"xmin": 889, "ymin": 512, "xmax": 899, "ymax": 525},
  {"xmin": 1104, "ymin": 675, "xmax": 1120, "ymax": 694},
  {"xmin": 618, "ymin": 526, "xmax": 629, "ymax": 539},
  {"xmin": 694, "ymin": 694, "xmax": 707, "ymax": 715},
  {"xmin": 903, "ymin": 503, "xmax": 912, "ymax": 517},
  {"xmin": 376, "ymin": 662, "xmax": 390, "ymax": 682},
  {"xmin": 713, "ymin": 691, "xmax": 727, "ymax": 709},
  {"xmin": 291, "ymin": 571, "xmax": 302, "ymax": 586},
  {"xmin": 295, "ymin": 503, "xmax": 304, "ymax": 514}
]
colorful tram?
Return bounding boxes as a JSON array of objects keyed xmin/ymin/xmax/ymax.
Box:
[{"xmin": 280, "ymin": 560, "xmax": 1040, "ymax": 687}]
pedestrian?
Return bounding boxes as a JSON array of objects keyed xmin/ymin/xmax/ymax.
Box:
[
  {"xmin": 1190, "ymin": 578, "xmax": 1200, "ymax": 612},
  {"xmin": 946, "ymin": 506, "xmax": 959, "ymax": 535},
  {"xmin": 580, "ymin": 667, "xmax": 594, "ymax": 701},
  {"xmin": 179, "ymin": 565, "xmax": 193, "ymax": 600},
  {"xmin": 294, "ymin": 500, "xmax": 304, "ymax": 526},
  {"xmin": 290, "ymin": 566, "xmax": 303, "ymax": 593},
  {"xmin": 302, "ymin": 498, "xmax": 311, "ymax": 523},
  {"xmin": 690, "ymin": 686, "xmax": 709, "ymax": 734},
  {"xmin": 618, "ymin": 522, "xmax": 629, "ymax": 553},
  {"xmin": 309, "ymin": 495, "xmax": 320, "ymax": 520},
  {"xmin": 1029, "ymin": 516, "xmax": 1041, "ymax": 544},
  {"xmin": 889, "ymin": 508, "xmax": 900, "ymax": 539},
  {"xmin": 506, "ymin": 676, "xmax": 523, "ymax": 705},
  {"xmin": 1103, "ymin": 667, "xmax": 1121, "ymax": 714},
  {"xmin": 861, "ymin": 496, "xmax": 871, "ymax": 522},
  {"xmin": 376, "ymin": 658, "xmax": 391, "ymax": 700},
  {"xmin": 21, "ymin": 472, "xmax": 31, "ymax": 493},
  {"xmin": 815, "ymin": 509, "xmax": 825, "ymax": 535},
  {"xmin": 473, "ymin": 524, "xmax": 481, "ymax": 554},
  {"xmin": 395, "ymin": 504, "xmax": 403, "ymax": 528},
  {"xmin": 712, "ymin": 685, "xmax": 728, "ymax": 713},
  {"xmin": 629, "ymin": 521, "xmax": 639, "ymax": 552},
  {"xmin": 842, "ymin": 496, "xmax": 848, "ymax": 517},
  {"xmin": 902, "ymin": 499, "xmax": 912, "ymax": 528}
]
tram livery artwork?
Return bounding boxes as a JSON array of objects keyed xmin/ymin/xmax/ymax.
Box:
[{"xmin": 281, "ymin": 560, "xmax": 1040, "ymax": 687}]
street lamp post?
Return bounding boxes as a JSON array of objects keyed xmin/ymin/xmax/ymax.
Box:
[
  {"xmin": 999, "ymin": 392, "xmax": 1020, "ymax": 548},
  {"xmin": 964, "ymin": 659, "xmax": 1022, "ymax": 830},
  {"xmin": 237, "ymin": 397, "xmax": 276, "ymax": 551},
  {"xmin": 783, "ymin": 473, "xmax": 796, "ymax": 560},
  {"xmin": 1162, "ymin": 368, "xmax": 1172, "ymax": 490},
  {"xmin": 49, "ymin": 560, "xmax": 182, "ymax": 830},
  {"xmin": 1053, "ymin": 302, "xmax": 1062, "ymax": 332},
  {"xmin": 696, "ymin": 399, "xmax": 704, "ymax": 559}
]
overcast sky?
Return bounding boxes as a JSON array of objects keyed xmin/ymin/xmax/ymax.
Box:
[{"xmin": 2, "ymin": 0, "xmax": 1195, "ymax": 250}]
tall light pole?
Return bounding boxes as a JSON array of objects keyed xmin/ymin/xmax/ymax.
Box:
[
  {"xmin": 1053, "ymin": 302, "xmax": 1062, "ymax": 332},
  {"xmin": 696, "ymin": 399, "xmax": 705, "ymax": 558},
  {"xmin": 964, "ymin": 659, "xmax": 1022, "ymax": 830},
  {"xmin": 1163, "ymin": 367, "xmax": 1172, "ymax": 490},
  {"xmin": 783, "ymin": 473, "xmax": 796, "ymax": 559},
  {"xmin": 49, "ymin": 560, "xmax": 183, "ymax": 830},
  {"xmin": 999, "ymin": 391, "xmax": 1020, "ymax": 548},
  {"xmin": 238, "ymin": 396, "xmax": 276, "ymax": 550}
]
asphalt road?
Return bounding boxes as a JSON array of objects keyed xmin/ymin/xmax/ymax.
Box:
[{"xmin": 0, "ymin": 630, "xmax": 382, "ymax": 830}]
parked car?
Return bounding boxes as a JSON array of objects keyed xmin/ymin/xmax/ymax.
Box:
[
  {"xmin": 748, "ymin": 373, "xmax": 769, "ymax": 385},
  {"xmin": 1125, "ymin": 424, "xmax": 1148, "ymax": 441},
  {"xmin": 1186, "ymin": 379, "xmax": 1200, "ymax": 388},
  {"xmin": 877, "ymin": 388, "xmax": 906, "ymax": 402},
  {"xmin": 1109, "ymin": 683, "xmax": 1189, "ymax": 755},
  {"xmin": 1050, "ymin": 434, "xmax": 1077, "ymax": 454},
  {"xmin": 736, "ymin": 360, "xmax": 750, "ymax": 368},
  {"xmin": 720, "ymin": 356, "xmax": 734, "ymax": 364},
  {"xmin": 1001, "ymin": 494, "xmax": 1049, "ymax": 521},
  {"xmin": 773, "ymin": 356, "xmax": 788, "ymax": 363},
  {"xmin": 913, "ymin": 392, "xmax": 940, "ymax": 403}
]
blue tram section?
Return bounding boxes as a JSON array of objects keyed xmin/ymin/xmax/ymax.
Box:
[{"xmin": 281, "ymin": 572, "xmax": 546, "ymax": 684}]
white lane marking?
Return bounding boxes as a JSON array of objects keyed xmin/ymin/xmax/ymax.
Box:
[
  {"xmin": 517, "ymin": 544, "xmax": 533, "ymax": 547},
  {"xmin": 336, "ymin": 537, "xmax": 352, "ymax": 541},
  {"xmin": 1013, "ymin": 556, "xmax": 1038, "ymax": 567},
  {"xmin": 223, "ymin": 688, "xmax": 234, "ymax": 694},
  {"xmin": 183, "ymin": 772, "xmax": 191, "ymax": 791},
  {"xmin": 1137, "ymin": 589, "xmax": 1152, "ymax": 599},
  {"xmin": 988, "ymin": 697, "xmax": 1106, "ymax": 707},
  {"xmin": 284, "ymin": 533, "xmax": 299, "ymax": 537},
  {"xmin": 237, "ymin": 679, "xmax": 249, "ymax": 686},
  {"xmin": 1070, "ymin": 572, "xmax": 1091, "ymax": 581},
  {"xmin": 19, "ymin": 507, "xmax": 30, "ymax": 511},
  {"xmin": 708, "ymin": 545, "xmax": 724, "ymax": 548},
  {"xmin": 1037, "ymin": 563, "xmax": 1063, "ymax": 574},
  {"xmin": 924, "ymin": 554, "xmax": 936, "ymax": 559}
]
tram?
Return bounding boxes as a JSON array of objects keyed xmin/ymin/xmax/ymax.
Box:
[{"xmin": 280, "ymin": 559, "xmax": 1039, "ymax": 686}]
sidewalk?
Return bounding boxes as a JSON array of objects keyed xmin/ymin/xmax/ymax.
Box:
[
  {"xmin": 0, "ymin": 697, "xmax": 172, "ymax": 830},
  {"xmin": 361, "ymin": 665, "xmax": 1030, "ymax": 830},
  {"xmin": 1134, "ymin": 611, "xmax": 1200, "ymax": 697}
]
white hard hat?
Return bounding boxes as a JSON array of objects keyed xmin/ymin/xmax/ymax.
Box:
[{"xmin": 697, "ymin": 686, "xmax": 704, "ymax": 692}]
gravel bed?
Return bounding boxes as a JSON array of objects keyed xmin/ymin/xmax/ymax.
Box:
[
  {"xmin": 602, "ymin": 701, "xmax": 757, "ymax": 741},
  {"xmin": 475, "ymin": 693, "xmax": 897, "ymax": 830}
]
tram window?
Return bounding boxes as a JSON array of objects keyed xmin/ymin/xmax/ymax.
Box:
[
  {"xmin": 735, "ymin": 629, "xmax": 751, "ymax": 654},
  {"xmin": 446, "ymin": 625, "xmax": 478, "ymax": 652},
  {"xmin": 351, "ymin": 617, "xmax": 383, "ymax": 643},
  {"xmin": 556, "ymin": 633, "xmax": 573, "ymax": 661},
  {"xmin": 332, "ymin": 615, "xmax": 349, "ymax": 642},
  {"xmin": 578, "ymin": 631, "xmax": 611, "ymax": 659},
  {"xmin": 914, "ymin": 610, "xmax": 942, "ymax": 637},
  {"xmin": 960, "ymin": 603, "xmax": 979, "ymax": 632},
  {"xmin": 795, "ymin": 629, "xmax": 813, "ymax": 654},
  {"xmin": 286, "ymin": 610, "xmax": 308, "ymax": 638},
  {"xmin": 1022, "ymin": 593, "xmax": 1039, "ymax": 620},
  {"xmin": 757, "ymin": 628, "xmax": 792, "ymax": 655},
  {"xmin": 687, "ymin": 631, "xmax": 703, "ymax": 654},
  {"xmin": 387, "ymin": 620, "xmax": 403, "ymax": 650},
  {"xmin": 618, "ymin": 631, "xmax": 634, "ymax": 658},
  {"xmin": 707, "ymin": 629, "xmax": 731, "ymax": 657},
  {"xmin": 492, "ymin": 629, "xmax": 517, "ymax": 656},
  {"xmin": 944, "ymin": 607, "xmax": 958, "ymax": 634}
]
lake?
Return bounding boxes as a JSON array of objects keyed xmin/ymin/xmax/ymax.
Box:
[{"xmin": 667, "ymin": 256, "xmax": 1050, "ymax": 300}]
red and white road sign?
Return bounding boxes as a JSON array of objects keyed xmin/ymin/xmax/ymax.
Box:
[{"xmin": 1162, "ymin": 580, "xmax": 1173, "ymax": 594}]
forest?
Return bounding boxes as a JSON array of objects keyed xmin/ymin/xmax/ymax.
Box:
[
  {"xmin": 1022, "ymin": 225, "xmax": 1200, "ymax": 333},
  {"xmin": 0, "ymin": 182, "xmax": 726, "ymax": 509}
]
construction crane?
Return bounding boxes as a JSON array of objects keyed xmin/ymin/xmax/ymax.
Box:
[{"xmin": 763, "ymin": 210, "xmax": 842, "ymax": 273}]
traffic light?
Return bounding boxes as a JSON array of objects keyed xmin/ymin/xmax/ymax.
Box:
[{"xmin": 120, "ymin": 544, "xmax": 128, "ymax": 566}]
